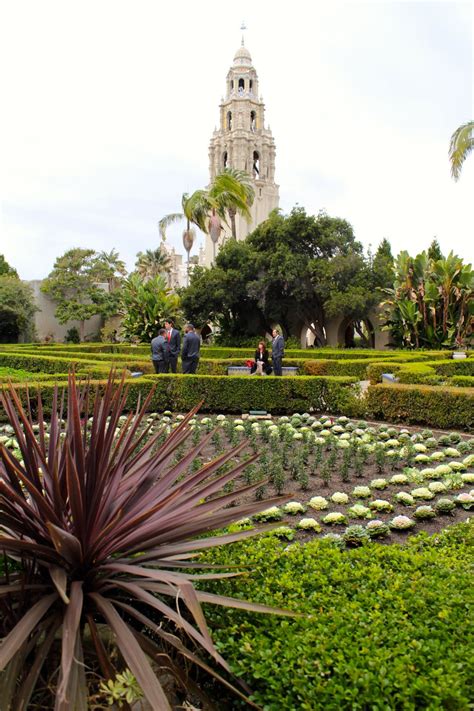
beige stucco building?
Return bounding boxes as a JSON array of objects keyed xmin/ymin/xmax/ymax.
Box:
[{"xmin": 204, "ymin": 42, "xmax": 279, "ymax": 265}]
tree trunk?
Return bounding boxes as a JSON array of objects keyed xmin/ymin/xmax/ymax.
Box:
[{"xmin": 229, "ymin": 208, "xmax": 237, "ymax": 238}]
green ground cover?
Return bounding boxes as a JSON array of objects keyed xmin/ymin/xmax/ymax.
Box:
[{"xmin": 202, "ymin": 522, "xmax": 474, "ymax": 710}]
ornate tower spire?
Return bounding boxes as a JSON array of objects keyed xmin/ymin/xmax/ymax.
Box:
[{"xmin": 206, "ymin": 41, "xmax": 279, "ymax": 264}]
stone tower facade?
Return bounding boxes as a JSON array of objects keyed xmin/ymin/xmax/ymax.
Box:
[{"xmin": 205, "ymin": 42, "xmax": 279, "ymax": 264}]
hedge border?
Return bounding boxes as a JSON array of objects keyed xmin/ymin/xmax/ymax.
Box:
[{"xmin": 366, "ymin": 383, "xmax": 474, "ymax": 429}]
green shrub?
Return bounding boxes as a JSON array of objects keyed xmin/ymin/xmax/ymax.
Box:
[
  {"xmin": 201, "ymin": 522, "xmax": 473, "ymax": 710},
  {"xmin": 366, "ymin": 383, "xmax": 474, "ymax": 430},
  {"xmin": 449, "ymin": 376, "xmax": 474, "ymax": 388},
  {"xmin": 0, "ymin": 373, "xmax": 362, "ymax": 417}
]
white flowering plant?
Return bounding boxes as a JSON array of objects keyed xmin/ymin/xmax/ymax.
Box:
[
  {"xmin": 342, "ymin": 525, "xmax": 371, "ymax": 547},
  {"xmin": 434, "ymin": 498, "xmax": 456, "ymax": 515},
  {"xmin": 370, "ymin": 478, "xmax": 388, "ymax": 490},
  {"xmin": 366, "ymin": 520, "xmax": 390, "ymax": 538},
  {"xmin": 331, "ymin": 492, "xmax": 349, "ymax": 505},
  {"xmin": 322, "ymin": 512, "xmax": 347, "ymax": 525},
  {"xmin": 352, "ymin": 486, "xmax": 371, "ymax": 498},
  {"xmin": 428, "ymin": 481, "xmax": 447, "ymax": 494},
  {"xmin": 347, "ymin": 504, "xmax": 372, "ymax": 520},
  {"xmin": 411, "ymin": 487, "xmax": 435, "ymax": 500},
  {"xmin": 283, "ymin": 501, "xmax": 307, "ymax": 515},
  {"xmin": 389, "ymin": 515, "xmax": 416, "ymax": 531},
  {"xmin": 253, "ymin": 506, "xmax": 283, "ymax": 522},
  {"xmin": 395, "ymin": 492, "xmax": 415, "ymax": 506},
  {"xmin": 308, "ymin": 496, "xmax": 329, "ymax": 511},
  {"xmin": 297, "ymin": 517, "xmax": 321, "ymax": 531},
  {"xmin": 454, "ymin": 493, "xmax": 474, "ymax": 510},
  {"xmin": 389, "ymin": 474, "xmax": 409, "ymax": 485},
  {"xmin": 413, "ymin": 505, "xmax": 436, "ymax": 520},
  {"xmin": 369, "ymin": 499, "xmax": 393, "ymax": 513}
]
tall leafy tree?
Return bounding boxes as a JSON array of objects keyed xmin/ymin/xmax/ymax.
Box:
[
  {"xmin": 181, "ymin": 207, "xmax": 379, "ymax": 344},
  {"xmin": 41, "ymin": 248, "xmax": 122, "ymax": 341},
  {"xmin": 427, "ymin": 239, "xmax": 443, "ymax": 262},
  {"xmin": 0, "ymin": 276, "xmax": 37, "ymax": 342},
  {"xmin": 119, "ymin": 274, "xmax": 181, "ymax": 342},
  {"xmin": 0, "ymin": 255, "xmax": 19, "ymax": 278},
  {"xmin": 449, "ymin": 120, "xmax": 474, "ymax": 180}
]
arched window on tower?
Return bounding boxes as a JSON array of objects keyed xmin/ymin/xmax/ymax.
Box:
[
  {"xmin": 249, "ymin": 79, "xmax": 253, "ymax": 93},
  {"xmin": 222, "ymin": 151, "xmax": 228, "ymax": 169},
  {"xmin": 238, "ymin": 78, "xmax": 245, "ymax": 95},
  {"xmin": 230, "ymin": 79, "xmax": 234, "ymax": 91},
  {"xmin": 253, "ymin": 151, "xmax": 260, "ymax": 178},
  {"xmin": 227, "ymin": 111, "xmax": 232, "ymax": 130},
  {"xmin": 250, "ymin": 111, "xmax": 256, "ymax": 132}
]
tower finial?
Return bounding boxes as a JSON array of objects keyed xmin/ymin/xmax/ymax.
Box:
[{"xmin": 240, "ymin": 21, "xmax": 247, "ymax": 46}]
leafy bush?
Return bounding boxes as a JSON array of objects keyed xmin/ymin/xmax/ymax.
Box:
[
  {"xmin": 367, "ymin": 383, "xmax": 474, "ymax": 429},
  {"xmin": 200, "ymin": 523, "xmax": 474, "ymax": 710}
]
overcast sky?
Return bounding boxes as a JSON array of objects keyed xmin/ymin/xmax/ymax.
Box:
[{"xmin": 1, "ymin": 0, "xmax": 473, "ymax": 280}]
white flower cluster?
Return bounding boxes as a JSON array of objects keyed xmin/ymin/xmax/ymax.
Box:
[
  {"xmin": 297, "ymin": 517, "xmax": 321, "ymax": 531},
  {"xmin": 308, "ymin": 496, "xmax": 329, "ymax": 511},
  {"xmin": 331, "ymin": 492, "xmax": 349, "ymax": 504},
  {"xmin": 283, "ymin": 501, "xmax": 306, "ymax": 515},
  {"xmin": 389, "ymin": 515, "xmax": 416, "ymax": 530},
  {"xmin": 322, "ymin": 512, "xmax": 346, "ymax": 525}
]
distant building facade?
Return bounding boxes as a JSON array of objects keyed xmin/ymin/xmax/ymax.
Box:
[{"xmin": 205, "ymin": 42, "xmax": 279, "ymax": 265}]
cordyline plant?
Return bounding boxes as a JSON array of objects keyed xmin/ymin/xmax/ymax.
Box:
[{"xmin": 0, "ymin": 374, "xmax": 290, "ymax": 709}]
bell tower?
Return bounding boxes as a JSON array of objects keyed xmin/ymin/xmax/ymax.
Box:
[{"xmin": 206, "ymin": 40, "xmax": 279, "ymax": 263}]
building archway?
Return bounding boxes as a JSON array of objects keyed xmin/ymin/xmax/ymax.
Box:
[{"xmin": 337, "ymin": 317, "xmax": 375, "ymax": 348}]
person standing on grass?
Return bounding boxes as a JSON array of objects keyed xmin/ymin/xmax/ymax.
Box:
[
  {"xmin": 181, "ymin": 324, "xmax": 201, "ymax": 374},
  {"xmin": 164, "ymin": 318, "xmax": 180, "ymax": 373},
  {"xmin": 271, "ymin": 328, "xmax": 285, "ymax": 376},
  {"xmin": 150, "ymin": 328, "xmax": 169, "ymax": 374}
]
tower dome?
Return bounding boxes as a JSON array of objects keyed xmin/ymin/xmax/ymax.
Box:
[{"xmin": 233, "ymin": 44, "xmax": 252, "ymax": 66}]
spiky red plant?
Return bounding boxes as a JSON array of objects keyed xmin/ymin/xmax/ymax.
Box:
[{"xmin": 0, "ymin": 374, "xmax": 288, "ymax": 709}]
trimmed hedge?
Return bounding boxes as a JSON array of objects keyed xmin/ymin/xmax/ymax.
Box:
[
  {"xmin": 367, "ymin": 383, "xmax": 474, "ymax": 429},
  {"xmin": 201, "ymin": 522, "xmax": 474, "ymax": 710},
  {"xmin": 450, "ymin": 375, "xmax": 474, "ymax": 387},
  {"xmin": 0, "ymin": 374, "xmax": 361, "ymax": 417},
  {"xmin": 0, "ymin": 352, "xmax": 111, "ymax": 379},
  {"xmin": 367, "ymin": 358, "xmax": 474, "ymax": 385}
]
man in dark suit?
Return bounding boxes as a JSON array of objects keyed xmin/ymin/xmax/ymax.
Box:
[
  {"xmin": 150, "ymin": 328, "xmax": 169, "ymax": 373},
  {"xmin": 164, "ymin": 318, "xmax": 181, "ymax": 373},
  {"xmin": 271, "ymin": 328, "xmax": 285, "ymax": 376},
  {"xmin": 181, "ymin": 323, "xmax": 201, "ymax": 374}
]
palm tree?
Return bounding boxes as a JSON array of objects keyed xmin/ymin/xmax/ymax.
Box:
[
  {"xmin": 97, "ymin": 249, "xmax": 127, "ymax": 291},
  {"xmin": 449, "ymin": 120, "xmax": 474, "ymax": 180},
  {"xmin": 209, "ymin": 169, "xmax": 255, "ymax": 239},
  {"xmin": 135, "ymin": 248, "xmax": 172, "ymax": 282},
  {"xmin": 159, "ymin": 190, "xmax": 212, "ymax": 284}
]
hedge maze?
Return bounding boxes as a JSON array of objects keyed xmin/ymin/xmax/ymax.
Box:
[{"xmin": 0, "ymin": 343, "xmax": 472, "ymax": 428}]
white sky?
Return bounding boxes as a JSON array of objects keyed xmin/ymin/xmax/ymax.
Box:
[{"xmin": 1, "ymin": 0, "xmax": 473, "ymax": 280}]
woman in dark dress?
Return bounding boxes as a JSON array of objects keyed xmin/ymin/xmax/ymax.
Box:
[{"xmin": 251, "ymin": 341, "xmax": 272, "ymax": 375}]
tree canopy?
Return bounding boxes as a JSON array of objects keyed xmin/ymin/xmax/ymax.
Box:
[
  {"xmin": 0, "ymin": 276, "xmax": 37, "ymax": 342},
  {"xmin": 181, "ymin": 207, "xmax": 392, "ymax": 344},
  {"xmin": 0, "ymin": 255, "xmax": 19, "ymax": 278},
  {"xmin": 41, "ymin": 248, "xmax": 122, "ymax": 341}
]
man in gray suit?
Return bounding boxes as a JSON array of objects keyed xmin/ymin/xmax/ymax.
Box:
[
  {"xmin": 181, "ymin": 324, "xmax": 201, "ymax": 374},
  {"xmin": 151, "ymin": 328, "xmax": 169, "ymax": 373},
  {"xmin": 271, "ymin": 328, "xmax": 285, "ymax": 376},
  {"xmin": 164, "ymin": 318, "xmax": 181, "ymax": 373}
]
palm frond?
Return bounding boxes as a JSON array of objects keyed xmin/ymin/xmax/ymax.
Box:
[{"xmin": 449, "ymin": 120, "xmax": 474, "ymax": 181}]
